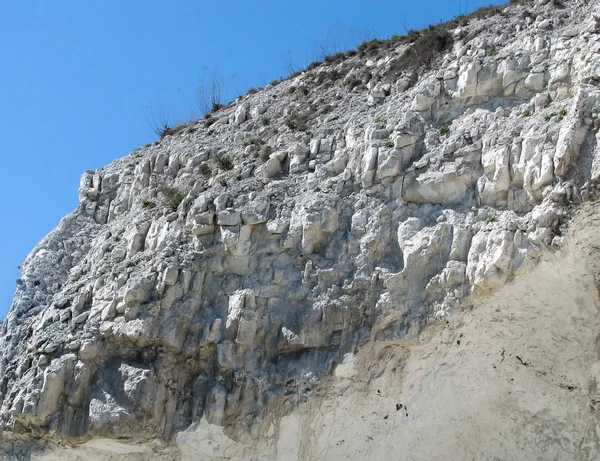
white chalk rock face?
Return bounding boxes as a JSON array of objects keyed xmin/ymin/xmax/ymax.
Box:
[
  {"xmin": 3, "ymin": 0, "xmax": 600, "ymax": 458},
  {"xmin": 403, "ymin": 164, "xmax": 479, "ymax": 205}
]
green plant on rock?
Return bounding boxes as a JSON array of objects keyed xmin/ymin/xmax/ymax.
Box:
[
  {"xmin": 357, "ymin": 38, "xmax": 385, "ymax": 53},
  {"xmin": 523, "ymin": 110, "xmax": 533, "ymax": 117},
  {"xmin": 199, "ymin": 162, "xmax": 212, "ymax": 176},
  {"xmin": 544, "ymin": 112, "xmax": 557, "ymax": 121},
  {"xmin": 285, "ymin": 114, "xmax": 307, "ymax": 131},
  {"xmin": 328, "ymin": 69, "xmax": 342, "ymax": 81},
  {"xmin": 324, "ymin": 52, "xmax": 345, "ymax": 64},
  {"xmin": 142, "ymin": 199, "xmax": 156, "ymax": 209},
  {"xmin": 485, "ymin": 216, "xmax": 498, "ymax": 224},
  {"xmin": 217, "ymin": 154, "xmax": 234, "ymax": 170},
  {"xmin": 163, "ymin": 188, "xmax": 186, "ymax": 212},
  {"xmin": 158, "ymin": 124, "xmax": 188, "ymax": 139},
  {"xmin": 133, "ymin": 152, "xmax": 144, "ymax": 159},
  {"xmin": 457, "ymin": 15, "xmax": 469, "ymax": 27},
  {"xmin": 558, "ymin": 108, "xmax": 568, "ymax": 120},
  {"xmin": 260, "ymin": 116, "xmax": 270, "ymax": 126},
  {"xmin": 439, "ymin": 125, "xmax": 450, "ymax": 135},
  {"xmin": 487, "ymin": 48, "xmax": 497, "ymax": 56},
  {"xmin": 375, "ymin": 117, "xmax": 387, "ymax": 124},
  {"xmin": 384, "ymin": 139, "xmax": 395, "ymax": 148},
  {"xmin": 260, "ymin": 145, "xmax": 273, "ymax": 162},
  {"xmin": 406, "ymin": 30, "xmax": 420, "ymax": 43},
  {"xmin": 243, "ymin": 138, "xmax": 265, "ymax": 148}
]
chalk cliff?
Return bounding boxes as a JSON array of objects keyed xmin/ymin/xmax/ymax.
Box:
[{"xmin": 3, "ymin": 0, "xmax": 600, "ymax": 459}]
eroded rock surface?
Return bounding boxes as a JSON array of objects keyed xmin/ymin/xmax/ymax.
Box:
[{"xmin": 3, "ymin": 0, "xmax": 600, "ymax": 458}]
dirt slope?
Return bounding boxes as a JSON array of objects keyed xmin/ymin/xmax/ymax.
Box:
[{"xmin": 255, "ymin": 201, "xmax": 600, "ymax": 461}]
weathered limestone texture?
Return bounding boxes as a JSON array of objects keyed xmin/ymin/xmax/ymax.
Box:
[{"xmin": 3, "ymin": 0, "xmax": 600, "ymax": 458}]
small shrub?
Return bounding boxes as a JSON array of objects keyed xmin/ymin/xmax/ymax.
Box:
[
  {"xmin": 346, "ymin": 78, "xmax": 361, "ymax": 91},
  {"xmin": 212, "ymin": 103, "xmax": 224, "ymax": 112},
  {"xmin": 236, "ymin": 174, "xmax": 242, "ymax": 181},
  {"xmin": 299, "ymin": 86, "xmax": 309, "ymax": 96},
  {"xmin": 487, "ymin": 48, "xmax": 497, "ymax": 56},
  {"xmin": 544, "ymin": 113, "xmax": 556, "ymax": 121},
  {"xmin": 199, "ymin": 163, "xmax": 212, "ymax": 176},
  {"xmin": 523, "ymin": 110, "xmax": 533, "ymax": 117},
  {"xmin": 270, "ymin": 79, "xmax": 280, "ymax": 86},
  {"xmin": 170, "ymin": 193, "xmax": 185, "ymax": 212},
  {"xmin": 375, "ymin": 117, "xmax": 387, "ymax": 124},
  {"xmin": 328, "ymin": 69, "xmax": 342, "ymax": 81},
  {"xmin": 576, "ymin": 47, "xmax": 581, "ymax": 52},
  {"xmin": 406, "ymin": 30, "xmax": 420, "ymax": 43},
  {"xmin": 114, "ymin": 235, "xmax": 121, "ymax": 242},
  {"xmin": 133, "ymin": 152, "xmax": 144, "ymax": 158},
  {"xmin": 159, "ymin": 124, "xmax": 187, "ymax": 139},
  {"xmin": 559, "ymin": 108, "xmax": 568, "ymax": 118},
  {"xmin": 285, "ymin": 114, "xmax": 307, "ymax": 131},
  {"xmin": 187, "ymin": 127, "xmax": 197, "ymax": 134},
  {"xmin": 384, "ymin": 139, "xmax": 394, "ymax": 148},
  {"xmin": 485, "ymin": 216, "xmax": 498, "ymax": 224},
  {"xmin": 357, "ymin": 38, "xmax": 385, "ymax": 53},
  {"xmin": 204, "ymin": 116, "xmax": 217, "ymax": 128},
  {"xmin": 217, "ymin": 155, "xmax": 234, "ymax": 170},
  {"xmin": 439, "ymin": 125, "xmax": 450, "ymax": 135},
  {"xmin": 324, "ymin": 52, "xmax": 345, "ymax": 64},
  {"xmin": 142, "ymin": 199, "xmax": 156, "ymax": 209},
  {"xmin": 243, "ymin": 138, "xmax": 265, "ymax": 148},
  {"xmin": 471, "ymin": 4, "xmax": 502, "ymax": 18},
  {"xmin": 455, "ymin": 14, "xmax": 469, "ymax": 27},
  {"xmin": 260, "ymin": 145, "xmax": 273, "ymax": 162},
  {"xmin": 260, "ymin": 116, "xmax": 270, "ymax": 126},
  {"xmin": 393, "ymin": 26, "xmax": 452, "ymax": 80},
  {"xmin": 163, "ymin": 188, "xmax": 186, "ymax": 212}
]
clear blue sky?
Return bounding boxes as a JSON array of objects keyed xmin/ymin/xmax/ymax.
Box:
[{"xmin": 0, "ymin": 0, "xmax": 505, "ymax": 320}]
